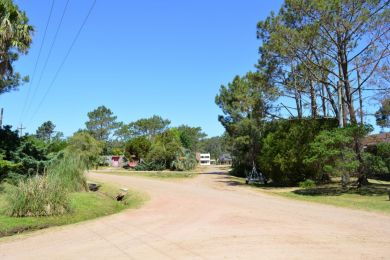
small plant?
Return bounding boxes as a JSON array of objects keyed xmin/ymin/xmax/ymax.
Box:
[
  {"xmin": 299, "ymin": 179, "xmax": 316, "ymax": 189},
  {"xmin": 5, "ymin": 175, "xmax": 71, "ymax": 217}
]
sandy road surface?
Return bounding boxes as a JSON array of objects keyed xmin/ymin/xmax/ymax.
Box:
[{"xmin": 1, "ymin": 167, "xmax": 390, "ymax": 259}]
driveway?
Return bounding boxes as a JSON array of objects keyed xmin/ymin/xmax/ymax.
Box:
[{"xmin": 1, "ymin": 167, "xmax": 390, "ymax": 259}]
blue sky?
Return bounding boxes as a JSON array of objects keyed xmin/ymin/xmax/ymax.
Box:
[
  {"xmin": 1, "ymin": 0, "xmax": 383, "ymax": 137},
  {"xmin": 0, "ymin": 0, "xmax": 285, "ymax": 137}
]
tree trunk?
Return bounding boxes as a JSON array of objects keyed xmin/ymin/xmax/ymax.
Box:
[
  {"xmin": 321, "ymin": 83, "xmax": 327, "ymax": 117},
  {"xmin": 294, "ymin": 89, "xmax": 302, "ymax": 119},
  {"xmin": 357, "ymin": 69, "xmax": 364, "ymax": 125},
  {"xmin": 310, "ymin": 80, "xmax": 317, "ymax": 118},
  {"xmin": 325, "ymin": 83, "xmax": 338, "ymax": 117}
]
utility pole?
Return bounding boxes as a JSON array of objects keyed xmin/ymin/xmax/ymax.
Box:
[
  {"xmin": 18, "ymin": 123, "xmax": 26, "ymax": 137},
  {"xmin": 0, "ymin": 108, "xmax": 3, "ymax": 129}
]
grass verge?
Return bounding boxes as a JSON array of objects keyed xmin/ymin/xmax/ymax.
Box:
[
  {"xmin": 0, "ymin": 183, "xmax": 146, "ymax": 238},
  {"xmin": 227, "ymin": 175, "xmax": 390, "ymax": 214},
  {"xmin": 92, "ymin": 169, "xmax": 199, "ymax": 179}
]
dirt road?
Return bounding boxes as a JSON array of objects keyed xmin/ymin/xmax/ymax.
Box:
[{"xmin": 1, "ymin": 168, "xmax": 390, "ymax": 259}]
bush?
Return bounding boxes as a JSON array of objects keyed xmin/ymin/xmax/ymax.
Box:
[
  {"xmin": 170, "ymin": 149, "xmax": 197, "ymax": 171},
  {"xmin": 258, "ymin": 118, "xmax": 338, "ymax": 185},
  {"xmin": 134, "ymin": 161, "xmax": 166, "ymax": 171},
  {"xmin": 304, "ymin": 126, "xmax": 362, "ymax": 180},
  {"xmin": 299, "ymin": 179, "xmax": 316, "ymax": 189},
  {"xmin": 377, "ymin": 142, "xmax": 390, "ymax": 171},
  {"xmin": 125, "ymin": 136, "xmax": 151, "ymax": 162},
  {"xmin": 5, "ymin": 175, "xmax": 71, "ymax": 217},
  {"xmin": 47, "ymin": 153, "xmax": 88, "ymax": 192}
]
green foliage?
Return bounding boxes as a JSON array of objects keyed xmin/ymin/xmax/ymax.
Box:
[
  {"xmin": 175, "ymin": 125, "xmax": 206, "ymax": 152},
  {"xmin": 259, "ymin": 118, "xmax": 338, "ymax": 185},
  {"xmin": 47, "ymin": 153, "xmax": 88, "ymax": 192},
  {"xmin": 298, "ymin": 179, "xmax": 316, "ymax": 189},
  {"xmin": 0, "ymin": 125, "xmax": 20, "ymax": 160},
  {"xmin": 0, "ymin": 0, "xmax": 34, "ymax": 94},
  {"xmin": 375, "ymin": 98, "xmax": 390, "ymax": 129},
  {"xmin": 130, "ymin": 115, "xmax": 171, "ymax": 137},
  {"xmin": 13, "ymin": 137, "xmax": 48, "ymax": 175},
  {"xmin": 146, "ymin": 129, "xmax": 182, "ymax": 168},
  {"xmin": 362, "ymin": 153, "xmax": 388, "ymax": 176},
  {"xmin": 35, "ymin": 121, "xmax": 56, "ymax": 142},
  {"xmin": 4, "ymin": 175, "xmax": 70, "ymax": 217},
  {"xmin": 85, "ymin": 106, "xmax": 118, "ymax": 141},
  {"xmin": 377, "ymin": 142, "xmax": 390, "ymax": 170},
  {"xmin": 134, "ymin": 161, "xmax": 166, "ymax": 171},
  {"xmin": 125, "ymin": 136, "xmax": 151, "ymax": 161},
  {"xmin": 304, "ymin": 125, "xmax": 371, "ymax": 181},
  {"xmin": 66, "ymin": 132, "xmax": 103, "ymax": 169},
  {"xmin": 170, "ymin": 148, "xmax": 197, "ymax": 171},
  {"xmin": 216, "ymin": 72, "xmax": 278, "ymax": 177},
  {"xmin": 198, "ymin": 135, "xmax": 228, "ymax": 160},
  {"xmin": 375, "ymin": 98, "xmax": 390, "ymax": 130},
  {"xmin": 0, "ymin": 159, "xmax": 21, "ymax": 182}
]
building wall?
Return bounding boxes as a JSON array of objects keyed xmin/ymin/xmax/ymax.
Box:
[{"xmin": 199, "ymin": 153, "xmax": 211, "ymax": 166}]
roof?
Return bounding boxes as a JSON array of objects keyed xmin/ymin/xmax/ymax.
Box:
[{"xmin": 362, "ymin": 133, "xmax": 390, "ymax": 146}]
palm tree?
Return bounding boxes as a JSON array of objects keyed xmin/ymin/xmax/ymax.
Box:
[{"xmin": 0, "ymin": 0, "xmax": 33, "ymax": 94}]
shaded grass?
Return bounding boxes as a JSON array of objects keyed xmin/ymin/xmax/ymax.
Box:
[
  {"xmin": 224, "ymin": 175, "xmax": 390, "ymax": 214},
  {"xmin": 0, "ymin": 183, "xmax": 146, "ymax": 238}
]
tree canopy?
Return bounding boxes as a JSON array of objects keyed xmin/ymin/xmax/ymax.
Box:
[
  {"xmin": 85, "ymin": 106, "xmax": 118, "ymax": 141},
  {"xmin": 0, "ymin": 0, "xmax": 34, "ymax": 94}
]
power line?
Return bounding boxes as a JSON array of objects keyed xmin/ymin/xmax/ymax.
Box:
[
  {"xmin": 29, "ymin": 0, "xmax": 97, "ymax": 123},
  {"xmin": 19, "ymin": 0, "xmax": 55, "ymax": 123},
  {"xmin": 23, "ymin": 0, "xmax": 71, "ymax": 121}
]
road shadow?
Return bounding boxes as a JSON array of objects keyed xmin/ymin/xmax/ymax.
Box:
[{"xmin": 293, "ymin": 184, "xmax": 389, "ymax": 196}]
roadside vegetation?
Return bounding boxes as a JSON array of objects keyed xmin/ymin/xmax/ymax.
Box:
[
  {"xmin": 213, "ymin": 0, "xmax": 390, "ymax": 213},
  {"xmin": 226, "ymin": 175, "xmax": 390, "ymax": 214},
  {"xmin": 0, "ymin": 182, "xmax": 146, "ymax": 238}
]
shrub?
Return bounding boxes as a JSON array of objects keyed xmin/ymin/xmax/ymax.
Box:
[
  {"xmin": 170, "ymin": 149, "xmax": 197, "ymax": 171},
  {"xmin": 47, "ymin": 153, "xmax": 88, "ymax": 192},
  {"xmin": 304, "ymin": 126, "xmax": 361, "ymax": 180},
  {"xmin": 258, "ymin": 118, "xmax": 338, "ymax": 185},
  {"xmin": 134, "ymin": 161, "xmax": 166, "ymax": 171},
  {"xmin": 299, "ymin": 179, "xmax": 316, "ymax": 189},
  {"xmin": 5, "ymin": 175, "xmax": 71, "ymax": 217},
  {"xmin": 125, "ymin": 136, "xmax": 151, "ymax": 161},
  {"xmin": 377, "ymin": 142, "xmax": 390, "ymax": 171}
]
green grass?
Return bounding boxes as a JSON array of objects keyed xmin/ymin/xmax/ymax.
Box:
[
  {"xmin": 227, "ymin": 175, "xmax": 390, "ymax": 214},
  {"xmin": 275, "ymin": 190, "xmax": 390, "ymax": 213},
  {"xmin": 0, "ymin": 183, "xmax": 146, "ymax": 238},
  {"xmin": 93, "ymin": 169, "xmax": 200, "ymax": 179}
]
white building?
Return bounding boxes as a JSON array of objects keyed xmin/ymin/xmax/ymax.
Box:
[{"xmin": 199, "ymin": 153, "xmax": 211, "ymax": 166}]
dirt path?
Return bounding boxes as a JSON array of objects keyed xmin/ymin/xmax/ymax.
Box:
[{"xmin": 1, "ymin": 167, "xmax": 390, "ymax": 259}]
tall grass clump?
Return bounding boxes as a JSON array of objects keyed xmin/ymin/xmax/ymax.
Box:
[
  {"xmin": 5, "ymin": 175, "xmax": 70, "ymax": 217},
  {"xmin": 47, "ymin": 152, "xmax": 88, "ymax": 192}
]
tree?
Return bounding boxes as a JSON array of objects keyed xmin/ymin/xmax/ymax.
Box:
[
  {"xmin": 85, "ymin": 106, "xmax": 118, "ymax": 141},
  {"xmin": 130, "ymin": 115, "xmax": 170, "ymax": 138},
  {"xmin": 216, "ymin": 72, "xmax": 278, "ymax": 173},
  {"xmin": 146, "ymin": 129, "xmax": 182, "ymax": 167},
  {"xmin": 257, "ymin": 0, "xmax": 390, "ymax": 125},
  {"xmin": 66, "ymin": 132, "xmax": 103, "ymax": 168},
  {"xmin": 124, "ymin": 136, "xmax": 151, "ymax": 162},
  {"xmin": 375, "ymin": 97, "xmax": 390, "ymax": 131},
  {"xmin": 36, "ymin": 121, "xmax": 56, "ymax": 142},
  {"xmin": 0, "ymin": 0, "xmax": 34, "ymax": 94},
  {"xmin": 0, "ymin": 125, "xmax": 20, "ymax": 160},
  {"xmin": 175, "ymin": 125, "xmax": 206, "ymax": 152}
]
